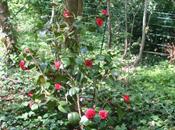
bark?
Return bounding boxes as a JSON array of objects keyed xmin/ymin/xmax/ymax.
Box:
[
  {"xmin": 134, "ymin": 0, "xmax": 149, "ymax": 66},
  {"xmin": 107, "ymin": 0, "xmax": 112, "ymax": 48},
  {"xmin": 64, "ymin": 0, "xmax": 83, "ymax": 53},
  {"xmin": 0, "ymin": 1, "xmax": 17, "ymax": 54},
  {"xmin": 64, "ymin": 0, "xmax": 83, "ymax": 25},
  {"xmin": 65, "ymin": 0, "xmax": 83, "ymax": 16},
  {"xmin": 122, "ymin": 0, "xmax": 128, "ymax": 58}
]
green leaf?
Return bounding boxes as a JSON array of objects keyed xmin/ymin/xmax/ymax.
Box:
[
  {"xmin": 68, "ymin": 112, "xmax": 80, "ymax": 124},
  {"xmin": 59, "ymin": 101, "xmax": 68, "ymax": 106},
  {"xmin": 75, "ymin": 57, "xmax": 83, "ymax": 65},
  {"xmin": 22, "ymin": 101, "xmax": 30, "ymax": 107},
  {"xmin": 28, "ymin": 111, "xmax": 35, "ymax": 117},
  {"xmin": 40, "ymin": 63, "xmax": 48, "ymax": 72},
  {"xmin": 68, "ymin": 87, "xmax": 80, "ymax": 96},
  {"xmin": 115, "ymin": 124, "xmax": 127, "ymax": 130},
  {"xmin": 111, "ymin": 69, "xmax": 119, "ymax": 78},
  {"xmin": 37, "ymin": 74, "xmax": 46, "ymax": 85},
  {"xmin": 80, "ymin": 115, "xmax": 91, "ymax": 126},
  {"xmin": 31, "ymin": 104, "xmax": 39, "ymax": 111},
  {"xmin": 99, "ymin": 121, "xmax": 107, "ymax": 128},
  {"xmin": 94, "ymin": 115, "xmax": 100, "ymax": 122},
  {"xmin": 117, "ymin": 108, "xmax": 125, "ymax": 122},
  {"xmin": 21, "ymin": 113, "xmax": 28, "ymax": 120},
  {"xmin": 58, "ymin": 105, "xmax": 68, "ymax": 113},
  {"xmin": 61, "ymin": 57, "xmax": 71, "ymax": 67}
]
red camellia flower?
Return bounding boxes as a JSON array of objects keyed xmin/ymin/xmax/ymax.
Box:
[
  {"xmin": 55, "ymin": 83, "xmax": 62, "ymax": 91},
  {"xmin": 28, "ymin": 91, "xmax": 33, "ymax": 97},
  {"xmin": 123, "ymin": 95, "xmax": 130, "ymax": 104},
  {"xmin": 63, "ymin": 9, "xmax": 71, "ymax": 18},
  {"xmin": 54, "ymin": 60, "xmax": 61, "ymax": 70},
  {"xmin": 101, "ymin": 9, "xmax": 108, "ymax": 16},
  {"xmin": 19, "ymin": 60, "xmax": 27, "ymax": 70},
  {"xmin": 84, "ymin": 59, "xmax": 93, "ymax": 68},
  {"xmin": 99, "ymin": 110, "xmax": 108, "ymax": 120},
  {"xmin": 85, "ymin": 108, "xmax": 96, "ymax": 119},
  {"xmin": 96, "ymin": 18, "xmax": 104, "ymax": 27}
]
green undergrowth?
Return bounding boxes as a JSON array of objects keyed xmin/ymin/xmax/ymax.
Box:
[
  {"xmin": 126, "ymin": 61, "xmax": 175, "ymax": 129},
  {"xmin": 0, "ymin": 60, "xmax": 175, "ymax": 129}
]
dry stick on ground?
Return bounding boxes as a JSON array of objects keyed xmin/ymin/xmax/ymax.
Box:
[{"xmin": 134, "ymin": 0, "xmax": 149, "ymax": 66}]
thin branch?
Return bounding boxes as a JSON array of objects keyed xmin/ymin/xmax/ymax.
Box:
[
  {"xmin": 143, "ymin": 51, "xmax": 168, "ymax": 56},
  {"xmin": 49, "ymin": 0, "xmax": 56, "ymax": 25},
  {"xmin": 100, "ymin": 16, "xmax": 108, "ymax": 54},
  {"xmin": 76, "ymin": 94, "xmax": 82, "ymax": 117}
]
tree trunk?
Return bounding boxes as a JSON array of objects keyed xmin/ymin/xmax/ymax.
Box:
[
  {"xmin": 134, "ymin": 0, "xmax": 149, "ymax": 66},
  {"xmin": 64, "ymin": 0, "xmax": 83, "ymax": 53},
  {"xmin": 0, "ymin": 1, "xmax": 17, "ymax": 54},
  {"xmin": 129, "ymin": 10, "xmax": 138, "ymax": 45},
  {"xmin": 122, "ymin": 0, "xmax": 128, "ymax": 58},
  {"xmin": 107, "ymin": 0, "xmax": 112, "ymax": 48}
]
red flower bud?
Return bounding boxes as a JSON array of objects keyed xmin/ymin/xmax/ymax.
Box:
[
  {"xmin": 96, "ymin": 18, "xmax": 104, "ymax": 27},
  {"xmin": 101, "ymin": 9, "xmax": 108, "ymax": 16},
  {"xmin": 19, "ymin": 60, "xmax": 27, "ymax": 70},
  {"xmin": 54, "ymin": 60, "xmax": 61, "ymax": 70},
  {"xmin": 99, "ymin": 110, "xmax": 108, "ymax": 120},
  {"xmin": 123, "ymin": 95, "xmax": 130, "ymax": 104},
  {"xmin": 84, "ymin": 59, "xmax": 93, "ymax": 68},
  {"xmin": 63, "ymin": 9, "xmax": 71, "ymax": 18},
  {"xmin": 55, "ymin": 83, "xmax": 62, "ymax": 91},
  {"xmin": 28, "ymin": 91, "xmax": 33, "ymax": 97},
  {"xmin": 85, "ymin": 108, "xmax": 96, "ymax": 119}
]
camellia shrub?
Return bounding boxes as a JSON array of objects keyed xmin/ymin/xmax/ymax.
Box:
[
  {"xmin": 4, "ymin": 2, "xmax": 131, "ymax": 130},
  {"xmin": 18, "ymin": 45, "xmax": 130, "ymax": 129}
]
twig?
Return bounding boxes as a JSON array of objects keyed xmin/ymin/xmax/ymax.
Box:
[
  {"xmin": 77, "ymin": 94, "xmax": 84, "ymax": 130},
  {"xmin": 28, "ymin": 51, "xmax": 43, "ymax": 73},
  {"xmin": 49, "ymin": 0, "xmax": 55, "ymax": 25},
  {"xmin": 143, "ymin": 51, "xmax": 168, "ymax": 56},
  {"xmin": 76, "ymin": 94, "xmax": 81, "ymax": 117},
  {"xmin": 100, "ymin": 16, "xmax": 108, "ymax": 54}
]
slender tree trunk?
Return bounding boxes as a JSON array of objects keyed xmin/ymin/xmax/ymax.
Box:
[
  {"xmin": 107, "ymin": 0, "xmax": 112, "ymax": 48},
  {"xmin": 129, "ymin": 9, "xmax": 139, "ymax": 45},
  {"xmin": 134, "ymin": 0, "xmax": 149, "ymax": 66},
  {"xmin": 122, "ymin": 0, "xmax": 128, "ymax": 58},
  {"xmin": 0, "ymin": 1, "xmax": 17, "ymax": 54},
  {"xmin": 129, "ymin": 14, "xmax": 135, "ymax": 45},
  {"xmin": 64, "ymin": 0, "xmax": 83, "ymax": 53}
]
